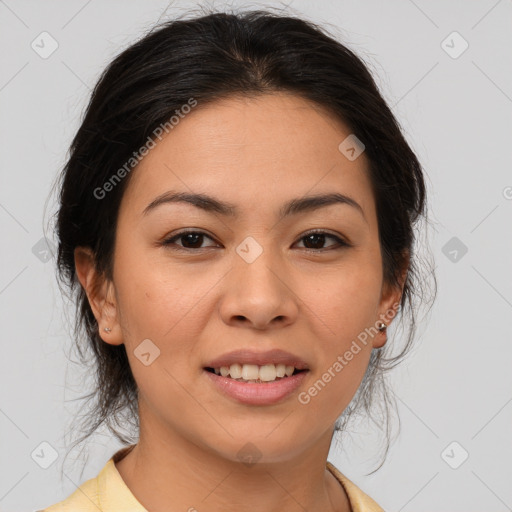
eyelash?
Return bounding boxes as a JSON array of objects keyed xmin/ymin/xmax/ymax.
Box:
[{"xmin": 161, "ymin": 229, "xmax": 350, "ymax": 253}]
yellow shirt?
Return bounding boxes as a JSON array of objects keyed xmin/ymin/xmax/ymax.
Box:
[{"xmin": 38, "ymin": 447, "xmax": 384, "ymax": 512}]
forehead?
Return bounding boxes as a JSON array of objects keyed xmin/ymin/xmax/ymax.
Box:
[{"xmin": 120, "ymin": 92, "xmax": 376, "ymax": 224}]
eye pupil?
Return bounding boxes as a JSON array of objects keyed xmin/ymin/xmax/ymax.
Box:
[
  {"xmin": 182, "ymin": 233, "xmax": 203, "ymax": 248},
  {"xmin": 304, "ymin": 233, "xmax": 325, "ymax": 249}
]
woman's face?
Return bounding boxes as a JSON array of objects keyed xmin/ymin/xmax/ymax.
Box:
[{"xmin": 83, "ymin": 92, "xmax": 401, "ymax": 463}]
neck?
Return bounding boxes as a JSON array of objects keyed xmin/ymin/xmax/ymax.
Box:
[{"xmin": 114, "ymin": 409, "xmax": 351, "ymax": 512}]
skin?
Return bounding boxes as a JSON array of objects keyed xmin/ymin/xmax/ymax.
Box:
[{"xmin": 75, "ymin": 92, "xmax": 405, "ymax": 512}]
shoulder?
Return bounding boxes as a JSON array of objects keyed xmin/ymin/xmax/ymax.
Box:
[
  {"xmin": 37, "ymin": 446, "xmax": 144, "ymax": 512},
  {"xmin": 326, "ymin": 461, "xmax": 386, "ymax": 512}
]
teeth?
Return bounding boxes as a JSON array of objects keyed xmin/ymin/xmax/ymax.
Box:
[
  {"xmin": 241, "ymin": 364, "xmax": 259, "ymax": 380},
  {"xmin": 229, "ymin": 363, "xmax": 242, "ymax": 379},
  {"xmin": 285, "ymin": 365, "xmax": 294, "ymax": 377},
  {"xmin": 212, "ymin": 363, "xmax": 299, "ymax": 382},
  {"xmin": 259, "ymin": 364, "xmax": 277, "ymax": 382}
]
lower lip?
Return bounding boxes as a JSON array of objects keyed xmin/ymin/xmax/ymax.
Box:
[{"xmin": 203, "ymin": 369, "xmax": 309, "ymax": 405}]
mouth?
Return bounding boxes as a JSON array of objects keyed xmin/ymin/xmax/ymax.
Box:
[
  {"xmin": 203, "ymin": 365, "xmax": 309, "ymax": 405},
  {"xmin": 202, "ymin": 348, "xmax": 310, "ymax": 404}
]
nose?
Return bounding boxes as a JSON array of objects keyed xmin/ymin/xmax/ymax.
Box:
[{"xmin": 219, "ymin": 248, "xmax": 299, "ymax": 330}]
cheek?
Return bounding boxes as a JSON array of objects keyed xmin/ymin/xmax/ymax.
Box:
[
  {"xmin": 297, "ymin": 343, "xmax": 372, "ymax": 428},
  {"xmin": 114, "ymin": 244, "xmax": 211, "ymax": 339},
  {"xmin": 113, "ymin": 257, "xmax": 220, "ymax": 403},
  {"xmin": 301, "ymin": 261, "xmax": 381, "ymax": 398},
  {"xmin": 307, "ymin": 259, "xmax": 383, "ymax": 337}
]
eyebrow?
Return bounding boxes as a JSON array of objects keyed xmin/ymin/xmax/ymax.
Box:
[{"xmin": 142, "ymin": 190, "xmax": 366, "ymax": 222}]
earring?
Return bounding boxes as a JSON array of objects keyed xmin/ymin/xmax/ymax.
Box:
[
  {"xmin": 377, "ymin": 322, "xmax": 387, "ymax": 332},
  {"xmin": 103, "ymin": 327, "xmax": 112, "ymax": 333}
]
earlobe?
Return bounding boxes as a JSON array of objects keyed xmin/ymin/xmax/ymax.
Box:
[
  {"xmin": 373, "ymin": 259, "xmax": 408, "ymax": 349},
  {"xmin": 74, "ymin": 247, "xmax": 123, "ymax": 346},
  {"xmin": 372, "ymin": 321, "xmax": 388, "ymax": 349}
]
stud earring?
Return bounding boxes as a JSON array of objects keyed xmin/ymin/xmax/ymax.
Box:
[
  {"xmin": 104, "ymin": 327, "xmax": 112, "ymax": 333},
  {"xmin": 377, "ymin": 322, "xmax": 387, "ymax": 332}
]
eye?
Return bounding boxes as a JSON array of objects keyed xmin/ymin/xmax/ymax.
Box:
[
  {"xmin": 162, "ymin": 230, "xmax": 219, "ymax": 250},
  {"xmin": 294, "ymin": 230, "xmax": 349, "ymax": 251},
  {"xmin": 162, "ymin": 229, "xmax": 349, "ymax": 252}
]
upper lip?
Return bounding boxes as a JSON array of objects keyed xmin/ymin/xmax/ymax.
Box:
[{"xmin": 204, "ymin": 349, "xmax": 309, "ymax": 370}]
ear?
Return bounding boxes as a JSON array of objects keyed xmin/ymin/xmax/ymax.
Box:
[
  {"xmin": 74, "ymin": 246, "xmax": 123, "ymax": 346},
  {"xmin": 372, "ymin": 250, "xmax": 409, "ymax": 349}
]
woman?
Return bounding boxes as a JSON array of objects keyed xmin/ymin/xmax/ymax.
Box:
[{"xmin": 40, "ymin": 8, "xmax": 434, "ymax": 511}]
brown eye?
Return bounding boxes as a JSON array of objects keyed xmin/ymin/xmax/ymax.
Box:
[
  {"xmin": 161, "ymin": 229, "xmax": 349, "ymax": 252},
  {"xmin": 295, "ymin": 231, "xmax": 349, "ymax": 251},
  {"xmin": 162, "ymin": 230, "xmax": 218, "ymax": 250}
]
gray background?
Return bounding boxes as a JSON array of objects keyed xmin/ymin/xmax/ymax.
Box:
[{"xmin": 1, "ymin": 0, "xmax": 511, "ymax": 510}]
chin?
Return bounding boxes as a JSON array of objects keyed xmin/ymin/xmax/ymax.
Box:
[{"xmin": 201, "ymin": 427, "xmax": 314, "ymax": 466}]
